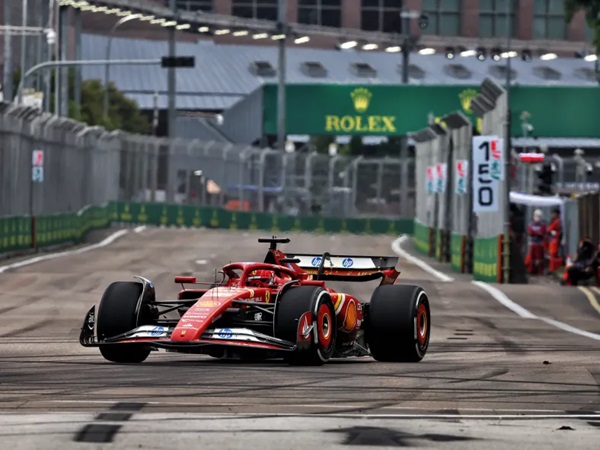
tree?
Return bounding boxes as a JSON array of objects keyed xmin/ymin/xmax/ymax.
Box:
[
  {"xmin": 74, "ymin": 79, "xmax": 150, "ymax": 134},
  {"xmin": 11, "ymin": 67, "xmax": 150, "ymax": 135},
  {"xmin": 565, "ymin": 0, "xmax": 600, "ymax": 52}
]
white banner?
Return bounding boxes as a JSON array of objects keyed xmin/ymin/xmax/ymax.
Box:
[
  {"xmin": 472, "ymin": 136, "xmax": 504, "ymax": 212},
  {"xmin": 455, "ymin": 159, "xmax": 468, "ymax": 194},
  {"xmin": 435, "ymin": 163, "xmax": 447, "ymax": 193},
  {"xmin": 426, "ymin": 165, "xmax": 436, "ymax": 194}
]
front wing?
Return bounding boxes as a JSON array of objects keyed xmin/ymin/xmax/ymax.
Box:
[{"xmin": 79, "ymin": 306, "xmax": 296, "ymax": 352}]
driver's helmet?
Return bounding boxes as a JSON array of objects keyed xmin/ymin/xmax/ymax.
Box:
[{"xmin": 247, "ymin": 269, "xmax": 273, "ymax": 287}]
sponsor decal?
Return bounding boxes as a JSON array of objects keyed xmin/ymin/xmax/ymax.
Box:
[
  {"xmin": 181, "ymin": 330, "xmax": 186, "ymax": 337},
  {"xmin": 254, "ymin": 312, "xmax": 263, "ymax": 321},
  {"xmin": 183, "ymin": 323, "xmax": 194, "ymax": 328},
  {"xmin": 87, "ymin": 311, "xmax": 95, "ymax": 330},
  {"xmin": 342, "ymin": 258, "xmax": 354, "ymax": 268},
  {"xmin": 217, "ymin": 328, "xmax": 233, "ymax": 339},
  {"xmin": 151, "ymin": 326, "xmax": 165, "ymax": 337},
  {"xmin": 198, "ymin": 300, "xmax": 219, "ymax": 307},
  {"xmin": 311, "ymin": 256, "xmax": 322, "ymax": 267},
  {"xmin": 265, "ymin": 290, "xmax": 271, "ymax": 302},
  {"xmin": 246, "ymin": 289, "xmax": 254, "ymax": 297}
]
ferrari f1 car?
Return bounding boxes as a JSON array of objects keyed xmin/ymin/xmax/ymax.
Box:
[{"xmin": 80, "ymin": 237, "xmax": 431, "ymax": 365}]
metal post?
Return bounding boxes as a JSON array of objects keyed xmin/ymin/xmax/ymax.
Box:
[
  {"xmin": 59, "ymin": 5, "xmax": 69, "ymax": 116},
  {"xmin": 503, "ymin": 1, "xmax": 513, "ymax": 284},
  {"xmin": 3, "ymin": 0, "xmax": 13, "ymax": 102},
  {"xmin": 20, "ymin": 0, "xmax": 28, "ymax": 97},
  {"xmin": 54, "ymin": 3, "xmax": 61, "ymax": 115},
  {"xmin": 276, "ymin": 0, "xmax": 287, "ymax": 151},
  {"xmin": 74, "ymin": 8, "xmax": 82, "ymax": 113},
  {"xmin": 401, "ymin": 9, "xmax": 410, "ymax": 84},
  {"xmin": 103, "ymin": 14, "xmax": 139, "ymax": 117},
  {"xmin": 168, "ymin": 0, "xmax": 176, "ymax": 138},
  {"xmin": 152, "ymin": 91, "xmax": 159, "ymax": 135}
]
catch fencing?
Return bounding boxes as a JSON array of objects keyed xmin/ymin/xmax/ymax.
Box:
[{"xmin": 0, "ymin": 102, "xmax": 415, "ymax": 221}]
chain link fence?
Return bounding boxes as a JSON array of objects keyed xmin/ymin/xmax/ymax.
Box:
[{"xmin": 0, "ymin": 103, "xmax": 415, "ymax": 220}]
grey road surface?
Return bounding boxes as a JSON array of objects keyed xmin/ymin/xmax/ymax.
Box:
[{"xmin": 0, "ymin": 228, "xmax": 598, "ymax": 448}]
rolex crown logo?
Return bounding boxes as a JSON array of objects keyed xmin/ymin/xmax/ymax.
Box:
[
  {"xmin": 351, "ymin": 87, "xmax": 372, "ymax": 113},
  {"xmin": 459, "ymin": 89, "xmax": 478, "ymax": 114}
]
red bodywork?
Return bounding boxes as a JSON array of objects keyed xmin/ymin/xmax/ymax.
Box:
[{"xmin": 81, "ymin": 241, "xmax": 401, "ymax": 354}]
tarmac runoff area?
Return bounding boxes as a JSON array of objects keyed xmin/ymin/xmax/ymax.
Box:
[{"xmin": 0, "ymin": 227, "xmax": 598, "ymax": 449}]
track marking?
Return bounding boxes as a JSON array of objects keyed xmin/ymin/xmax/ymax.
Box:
[
  {"xmin": 133, "ymin": 226, "xmax": 146, "ymax": 233},
  {"xmin": 195, "ymin": 260, "xmax": 208, "ymax": 265},
  {"xmin": 0, "ymin": 230, "xmax": 129, "ymax": 274},
  {"xmin": 472, "ymin": 281, "xmax": 537, "ymax": 319},
  {"xmin": 391, "ymin": 235, "xmax": 454, "ymax": 282},
  {"xmin": 392, "ymin": 236, "xmax": 600, "ymax": 342},
  {"xmin": 580, "ymin": 287, "xmax": 600, "ymax": 315}
]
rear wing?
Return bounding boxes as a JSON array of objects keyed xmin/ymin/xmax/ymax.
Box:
[{"xmin": 285, "ymin": 253, "xmax": 400, "ymax": 283}]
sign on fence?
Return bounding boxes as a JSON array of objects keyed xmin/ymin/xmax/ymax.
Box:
[
  {"xmin": 435, "ymin": 163, "xmax": 447, "ymax": 193},
  {"xmin": 426, "ymin": 166, "xmax": 436, "ymax": 194},
  {"xmin": 472, "ymin": 136, "xmax": 504, "ymax": 212},
  {"xmin": 32, "ymin": 149, "xmax": 44, "ymax": 183},
  {"xmin": 455, "ymin": 160, "xmax": 468, "ymax": 194}
]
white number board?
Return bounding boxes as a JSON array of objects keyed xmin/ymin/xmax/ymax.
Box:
[{"xmin": 472, "ymin": 136, "xmax": 504, "ymax": 212}]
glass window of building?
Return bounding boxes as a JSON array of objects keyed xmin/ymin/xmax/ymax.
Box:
[
  {"xmin": 361, "ymin": 0, "xmax": 402, "ymax": 33},
  {"xmin": 298, "ymin": 0, "xmax": 342, "ymax": 28},
  {"xmin": 421, "ymin": 0, "xmax": 461, "ymax": 36},
  {"xmin": 533, "ymin": 0, "xmax": 567, "ymax": 40},
  {"xmin": 479, "ymin": 0, "xmax": 517, "ymax": 38},
  {"xmin": 232, "ymin": 0, "xmax": 279, "ymax": 21},
  {"xmin": 167, "ymin": 1, "xmax": 213, "ymax": 12}
]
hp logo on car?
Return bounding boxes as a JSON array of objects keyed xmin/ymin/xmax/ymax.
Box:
[
  {"xmin": 218, "ymin": 328, "xmax": 233, "ymax": 339},
  {"xmin": 342, "ymin": 258, "xmax": 354, "ymax": 268},
  {"xmin": 311, "ymin": 257, "xmax": 322, "ymax": 267}
]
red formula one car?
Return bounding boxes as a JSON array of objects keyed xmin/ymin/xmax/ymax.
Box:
[{"xmin": 80, "ymin": 237, "xmax": 431, "ymax": 365}]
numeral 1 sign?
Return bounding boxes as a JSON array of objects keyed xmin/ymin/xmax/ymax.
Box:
[{"xmin": 472, "ymin": 136, "xmax": 504, "ymax": 213}]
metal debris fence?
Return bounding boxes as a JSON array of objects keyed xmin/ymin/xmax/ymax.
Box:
[{"xmin": 0, "ymin": 102, "xmax": 416, "ymax": 222}]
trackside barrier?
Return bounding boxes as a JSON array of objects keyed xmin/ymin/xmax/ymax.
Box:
[
  {"xmin": 470, "ymin": 78, "xmax": 509, "ymax": 283},
  {"xmin": 412, "ymin": 111, "xmax": 472, "ymax": 273},
  {"xmin": 0, "ymin": 203, "xmax": 115, "ymax": 257},
  {"xmin": 112, "ymin": 202, "xmax": 414, "ymax": 236},
  {"xmin": 0, "ymin": 201, "xmax": 413, "ymax": 258}
]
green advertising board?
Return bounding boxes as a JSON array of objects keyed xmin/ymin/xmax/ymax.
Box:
[
  {"xmin": 263, "ymin": 84, "xmax": 600, "ymax": 138},
  {"xmin": 263, "ymin": 84, "xmax": 481, "ymax": 136},
  {"xmin": 472, "ymin": 236, "xmax": 499, "ymax": 282}
]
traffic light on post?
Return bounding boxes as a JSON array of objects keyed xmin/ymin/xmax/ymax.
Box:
[{"xmin": 536, "ymin": 163, "xmax": 554, "ymax": 195}]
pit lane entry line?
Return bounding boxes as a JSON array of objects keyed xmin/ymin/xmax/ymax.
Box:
[
  {"xmin": 391, "ymin": 235, "xmax": 454, "ymax": 282},
  {"xmin": 578, "ymin": 287, "xmax": 600, "ymax": 316},
  {"xmin": 0, "ymin": 229, "xmax": 129, "ymax": 273},
  {"xmin": 393, "ymin": 236, "xmax": 600, "ymax": 342}
]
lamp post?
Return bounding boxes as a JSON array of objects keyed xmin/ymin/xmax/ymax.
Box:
[
  {"xmin": 502, "ymin": 0, "xmax": 513, "ymax": 284},
  {"xmin": 103, "ymin": 14, "xmax": 140, "ymax": 117},
  {"xmin": 276, "ymin": 0, "xmax": 287, "ymax": 151}
]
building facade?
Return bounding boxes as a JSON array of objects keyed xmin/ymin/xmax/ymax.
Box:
[{"xmin": 166, "ymin": 0, "xmax": 594, "ymax": 54}]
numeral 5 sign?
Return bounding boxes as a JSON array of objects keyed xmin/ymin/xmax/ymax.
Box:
[{"xmin": 472, "ymin": 136, "xmax": 504, "ymax": 212}]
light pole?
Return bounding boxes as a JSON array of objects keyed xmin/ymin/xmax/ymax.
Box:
[
  {"xmin": 276, "ymin": 0, "xmax": 287, "ymax": 151},
  {"xmin": 502, "ymin": 1, "xmax": 513, "ymax": 284},
  {"xmin": 103, "ymin": 14, "xmax": 140, "ymax": 117}
]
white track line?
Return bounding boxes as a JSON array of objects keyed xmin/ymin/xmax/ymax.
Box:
[
  {"xmin": 472, "ymin": 281, "xmax": 537, "ymax": 319},
  {"xmin": 134, "ymin": 225, "xmax": 147, "ymax": 233},
  {"xmin": 391, "ymin": 235, "xmax": 454, "ymax": 282},
  {"xmin": 195, "ymin": 259, "xmax": 208, "ymax": 265},
  {"xmin": 393, "ymin": 235, "xmax": 600, "ymax": 342},
  {"xmin": 0, "ymin": 230, "xmax": 129, "ymax": 273}
]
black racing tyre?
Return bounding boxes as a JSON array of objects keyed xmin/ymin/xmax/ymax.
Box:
[
  {"xmin": 366, "ymin": 284, "xmax": 430, "ymax": 362},
  {"xmin": 97, "ymin": 281, "xmax": 151, "ymax": 363},
  {"xmin": 274, "ymin": 285, "xmax": 336, "ymax": 366}
]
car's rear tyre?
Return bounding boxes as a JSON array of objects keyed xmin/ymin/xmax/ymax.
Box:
[
  {"xmin": 97, "ymin": 281, "xmax": 152, "ymax": 363},
  {"xmin": 274, "ymin": 285, "xmax": 336, "ymax": 366},
  {"xmin": 366, "ymin": 284, "xmax": 430, "ymax": 362}
]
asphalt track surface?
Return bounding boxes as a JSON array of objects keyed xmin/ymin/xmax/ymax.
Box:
[{"xmin": 0, "ymin": 228, "xmax": 599, "ymax": 449}]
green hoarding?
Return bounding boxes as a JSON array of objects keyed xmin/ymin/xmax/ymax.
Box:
[
  {"xmin": 263, "ymin": 84, "xmax": 481, "ymax": 136},
  {"xmin": 473, "ymin": 236, "xmax": 500, "ymax": 282},
  {"xmin": 263, "ymin": 84, "xmax": 600, "ymax": 138}
]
